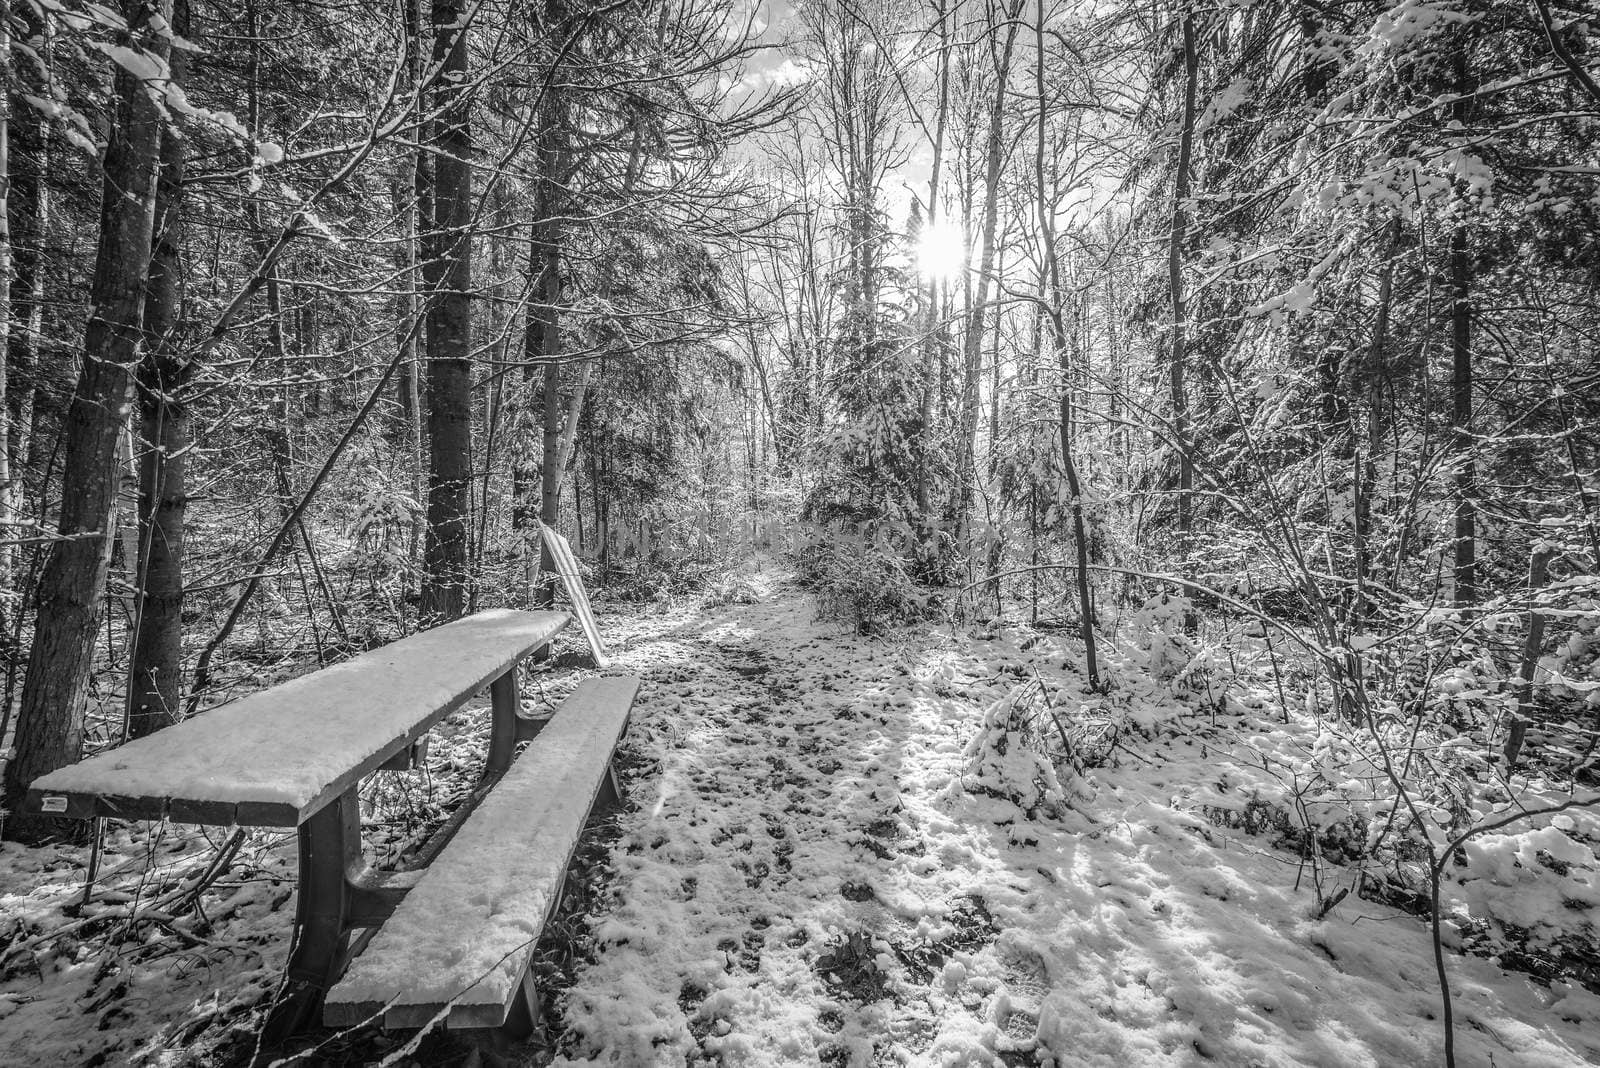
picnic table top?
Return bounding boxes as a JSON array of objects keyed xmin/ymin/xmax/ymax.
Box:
[{"xmin": 26, "ymin": 609, "xmax": 568, "ymax": 828}]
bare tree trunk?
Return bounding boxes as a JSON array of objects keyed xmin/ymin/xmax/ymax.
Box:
[
  {"xmin": 1059, "ymin": 307, "xmax": 1099, "ymax": 687},
  {"xmin": 516, "ymin": 18, "xmax": 567, "ymax": 602},
  {"xmin": 418, "ymin": 0, "xmax": 474, "ymax": 624},
  {"xmin": 243, "ymin": 0, "xmax": 303, "ymax": 634},
  {"xmin": 0, "ymin": 0, "xmax": 13, "ymax": 586},
  {"xmin": 470, "ymin": 181, "xmax": 516, "ymax": 608},
  {"xmin": 1034, "ymin": 0, "xmax": 1099, "ymax": 689},
  {"xmin": 393, "ymin": 0, "xmax": 426, "ymax": 573},
  {"xmin": 1169, "ymin": 11, "xmax": 1199, "ymax": 621},
  {"xmin": 4, "ymin": 0, "xmax": 43, "ymax": 518},
  {"xmin": 554, "ymin": 360, "xmax": 592, "ymax": 477},
  {"xmin": 988, "ymin": 238, "xmax": 1003, "ymax": 474},
  {"xmin": 1446, "ymin": 50, "xmax": 1478, "ymax": 610},
  {"xmin": 1353, "ymin": 219, "xmax": 1400, "ymax": 627},
  {"xmin": 393, "ymin": 117, "xmax": 418, "ymax": 428},
  {"xmin": 520, "ymin": 223, "xmax": 558, "ymax": 602},
  {"xmin": 0, "ymin": 0, "xmax": 42, "ymax": 588},
  {"xmin": 1502, "ymin": 545, "xmax": 1554, "ymax": 768},
  {"xmin": 5, "ymin": 0, "xmax": 169, "ymax": 835},
  {"xmin": 126, "ymin": 7, "xmax": 190, "ymax": 738},
  {"xmin": 914, "ymin": 0, "xmax": 949, "ymax": 536},
  {"xmin": 538, "ymin": 353, "xmax": 560, "ymax": 606},
  {"xmin": 1449, "ymin": 222, "xmax": 1476, "ymax": 607},
  {"xmin": 1, "ymin": 2, "xmax": 44, "ymax": 727},
  {"xmin": 404, "ymin": 0, "xmax": 430, "ymax": 569},
  {"xmin": 596, "ymin": 422, "xmax": 611, "ymax": 581},
  {"xmin": 957, "ymin": 0, "xmax": 1021, "ymax": 548}
]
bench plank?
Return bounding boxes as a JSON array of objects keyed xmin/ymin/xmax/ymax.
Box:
[
  {"xmin": 26, "ymin": 610, "xmax": 568, "ymax": 827},
  {"xmin": 324, "ymin": 675, "xmax": 639, "ymax": 1030}
]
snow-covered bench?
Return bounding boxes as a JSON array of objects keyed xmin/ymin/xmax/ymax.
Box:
[
  {"xmin": 323, "ymin": 675, "xmax": 639, "ymax": 1033},
  {"xmin": 19, "ymin": 608, "xmax": 628, "ymax": 1038}
]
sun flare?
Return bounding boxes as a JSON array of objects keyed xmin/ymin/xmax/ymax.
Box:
[{"xmin": 916, "ymin": 219, "xmax": 966, "ymax": 282}]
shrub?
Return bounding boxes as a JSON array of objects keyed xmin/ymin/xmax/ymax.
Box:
[
  {"xmin": 958, "ymin": 681, "xmax": 1096, "ymax": 821},
  {"xmin": 795, "ymin": 523, "xmax": 931, "ymax": 635}
]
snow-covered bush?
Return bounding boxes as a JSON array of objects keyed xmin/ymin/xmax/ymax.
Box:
[
  {"xmin": 957, "ymin": 682, "xmax": 1095, "ymax": 822},
  {"xmin": 1114, "ymin": 592, "xmax": 1237, "ymax": 710},
  {"xmin": 795, "ymin": 523, "xmax": 930, "ymax": 635},
  {"xmin": 1122, "ymin": 593, "xmax": 1195, "ymax": 679},
  {"xmin": 702, "ymin": 575, "xmax": 761, "ymax": 608}
]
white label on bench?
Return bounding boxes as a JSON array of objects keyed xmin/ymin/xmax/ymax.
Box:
[{"xmin": 40, "ymin": 796, "xmax": 68, "ymax": 814}]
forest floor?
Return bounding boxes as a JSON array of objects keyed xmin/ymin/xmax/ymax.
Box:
[{"xmin": 0, "ymin": 562, "xmax": 1597, "ymax": 1066}]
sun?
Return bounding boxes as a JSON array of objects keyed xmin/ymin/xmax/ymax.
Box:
[{"xmin": 916, "ymin": 219, "xmax": 965, "ymax": 282}]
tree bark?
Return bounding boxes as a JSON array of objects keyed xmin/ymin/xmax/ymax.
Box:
[
  {"xmin": 0, "ymin": 0, "xmax": 42, "ymax": 584},
  {"xmin": 538, "ymin": 353, "xmax": 560, "ymax": 607},
  {"xmin": 5, "ymin": 0, "xmax": 169, "ymax": 835},
  {"xmin": 1448, "ymin": 47, "xmax": 1478, "ymax": 609},
  {"xmin": 126, "ymin": 0, "xmax": 191, "ymax": 739},
  {"xmin": 1502, "ymin": 545, "xmax": 1555, "ymax": 768},
  {"xmin": 914, "ymin": 0, "xmax": 949, "ymax": 539},
  {"xmin": 406, "ymin": 0, "xmax": 432, "ymax": 568},
  {"xmin": 1168, "ymin": 11, "xmax": 1199, "ymax": 621},
  {"xmin": 1353, "ymin": 220, "xmax": 1400, "ymax": 627},
  {"xmin": 418, "ymin": 0, "xmax": 474, "ymax": 624},
  {"xmin": 519, "ymin": 36, "xmax": 567, "ymax": 607},
  {"xmin": 4, "ymin": 2, "xmax": 42, "ymax": 516},
  {"xmin": 392, "ymin": 0, "xmax": 426, "ymax": 462},
  {"xmin": 1034, "ymin": 0, "xmax": 1099, "ymax": 689},
  {"xmin": 0, "ymin": 0, "xmax": 13, "ymax": 585},
  {"xmin": 957, "ymin": 0, "xmax": 1021, "ymax": 546},
  {"xmin": 1449, "ymin": 221, "xmax": 1476, "ymax": 607}
]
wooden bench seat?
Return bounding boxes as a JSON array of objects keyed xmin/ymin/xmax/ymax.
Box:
[{"xmin": 324, "ymin": 675, "xmax": 640, "ymax": 1031}]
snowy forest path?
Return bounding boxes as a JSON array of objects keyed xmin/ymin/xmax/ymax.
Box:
[
  {"xmin": 555, "ymin": 566, "xmax": 1028, "ymax": 1065},
  {"xmin": 542, "ymin": 567, "xmax": 1600, "ymax": 1067}
]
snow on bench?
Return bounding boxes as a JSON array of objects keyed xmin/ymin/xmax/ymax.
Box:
[
  {"xmin": 26, "ymin": 609, "xmax": 569, "ymax": 827},
  {"xmin": 323, "ymin": 675, "xmax": 640, "ymax": 1031}
]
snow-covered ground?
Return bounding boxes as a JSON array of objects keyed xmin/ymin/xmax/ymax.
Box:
[
  {"xmin": 0, "ymin": 565, "xmax": 1596, "ymax": 1066},
  {"xmin": 555, "ymin": 567, "xmax": 1599, "ymax": 1067}
]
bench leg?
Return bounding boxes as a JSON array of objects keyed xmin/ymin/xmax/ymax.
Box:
[
  {"xmin": 262, "ymin": 785, "xmax": 363, "ymax": 1045},
  {"xmin": 500, "ymin": 969, "xmax": 542, "ymax": 1041},
  {"xmin": 486, "ymin": 668, "xmax": 521, "ymax": 777},
  {"xmin": 597, "ymin": 760, "xmax": 624, "ymax": 809}
]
